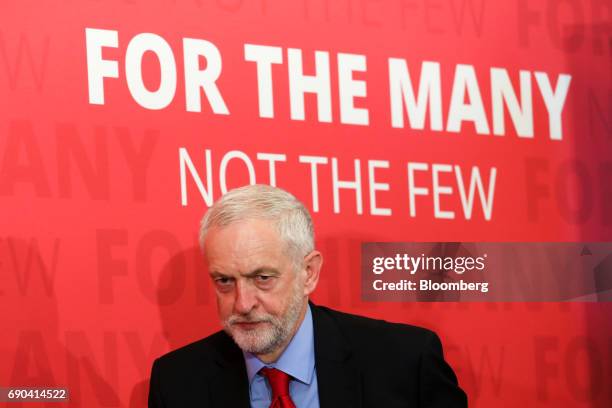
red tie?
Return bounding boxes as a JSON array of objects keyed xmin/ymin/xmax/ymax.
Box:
[{"xmin": 260, "ymin": 367, "xmax": 297, "ymax": 408}]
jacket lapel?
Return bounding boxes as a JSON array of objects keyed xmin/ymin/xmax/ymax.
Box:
[
  {"xmin": 208, "ymin": 334, "xmax": 251, "ymax": 408},
  {"xmin": 311, "ymin": 303, "xmax": 363, "ymax": 408}
]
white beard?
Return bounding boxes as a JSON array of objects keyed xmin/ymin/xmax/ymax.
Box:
[{"xmin": 223, "ymin": 281, "xmax": 305, "ymax": 355}]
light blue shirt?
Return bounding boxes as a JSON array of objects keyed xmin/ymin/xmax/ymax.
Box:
[{"xmin": 243, "ymin": 304, "xmax": 320, "ymax": 408}]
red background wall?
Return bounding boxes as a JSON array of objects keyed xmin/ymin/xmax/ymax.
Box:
[{"xmin": 1, "ymin": 1, "xmax": 611, "ymax": 406}]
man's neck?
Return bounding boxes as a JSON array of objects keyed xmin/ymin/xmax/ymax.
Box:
[{"xmin": 255, "ymin": 301, "xmax": 308, "ymax": 364}]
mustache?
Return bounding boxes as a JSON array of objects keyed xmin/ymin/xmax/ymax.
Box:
[{"xmin": 227, "ymin": 314, "xmax": 274, "ymax": 325}]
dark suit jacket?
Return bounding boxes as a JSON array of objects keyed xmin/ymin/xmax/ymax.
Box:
[{"xmin": 148, "ymin": 303, "xmax": 467, "ymax": 407}]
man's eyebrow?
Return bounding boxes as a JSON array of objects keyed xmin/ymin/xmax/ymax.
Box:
[
  {"xmin": 243, "ymin": 268, "xmax": 280, "ymax": 278},
  {"xmin": 209, "ymin": 271, "xmax": 230, "ymax": 278},
  {"xmin": 209, "ymin": 268, "xmax": 280, "ymax": 278}
]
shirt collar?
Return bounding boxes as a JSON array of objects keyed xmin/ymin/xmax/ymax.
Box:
[{"xmin": 243, "ymin": 304, "xmax": 315, "ymax": 385}]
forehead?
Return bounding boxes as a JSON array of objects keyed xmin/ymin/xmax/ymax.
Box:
[{"xmin": 204, "ymin": 219, "xmax": 290, "ymax": 273}]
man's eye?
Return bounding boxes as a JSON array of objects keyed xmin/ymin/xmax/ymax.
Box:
[
  {"xmin": 256, "ymin": 275, "xmax": 272, "ymax": 282},
  {"xmin": 215, "ymin": 277, "xmax": 233, "ymax": 286}
]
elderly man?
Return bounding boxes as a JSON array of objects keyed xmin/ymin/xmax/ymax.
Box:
[{"xmin": 148, "ymin": 185, "xmax": 467, "ymax": 407}]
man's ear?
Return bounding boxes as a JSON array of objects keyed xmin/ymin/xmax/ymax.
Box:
[{"xmin": 302, "ymin": 250, "xmax": 322, "ymax": 295}]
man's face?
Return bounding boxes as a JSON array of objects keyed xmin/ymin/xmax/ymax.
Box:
[{"xmin": 204, "ymin": 219, "xmax": 308, "ymax": 357}]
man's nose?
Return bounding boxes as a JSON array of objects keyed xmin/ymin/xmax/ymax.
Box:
[{"xmin": 234, "ymin": 280, "xmax": 257, "ymax": 314}]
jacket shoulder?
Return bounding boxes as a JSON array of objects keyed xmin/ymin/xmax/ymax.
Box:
[
  {"xmin": 153, "ymin": 330, "xmax": 233, "ymax": 373},
  {"xmin": 315, "ymin": 304, "xmax": 435, "ymax": 337},
  {"xmin": 312, "ymin": 304, "xmax": 438, "ymax": 352}
]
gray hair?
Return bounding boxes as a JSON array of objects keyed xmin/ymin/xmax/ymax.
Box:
[{"xmin": 199, "ymin": 185, "xmax": 314, "ymax": 267}]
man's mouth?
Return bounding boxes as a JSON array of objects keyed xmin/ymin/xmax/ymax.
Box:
[{"xmin": 231, "ymin": 320, "xmax": 267, "ymax": 330}]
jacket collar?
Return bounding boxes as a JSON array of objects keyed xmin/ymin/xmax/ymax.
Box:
[{"xmin": 311, "ymin": 302, "xmax": 363, "ymax": 408}]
